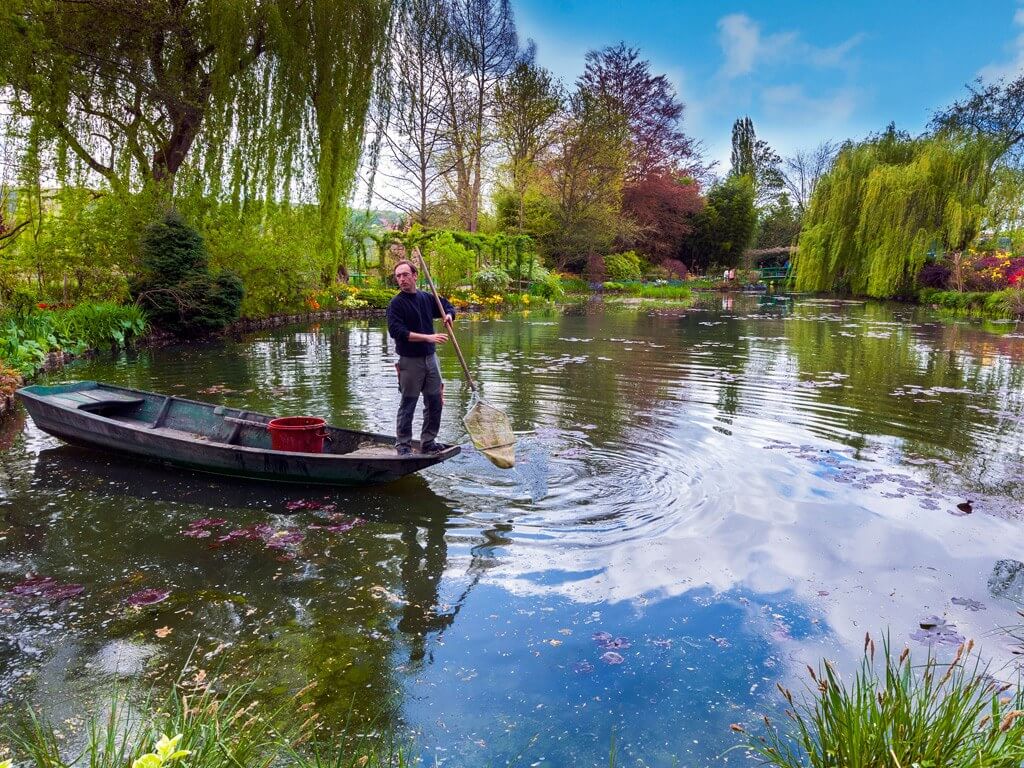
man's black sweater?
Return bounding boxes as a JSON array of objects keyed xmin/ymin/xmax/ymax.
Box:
[{"xmin": 386, "ymin": 290, "xmax": 456, "ymax": 357}]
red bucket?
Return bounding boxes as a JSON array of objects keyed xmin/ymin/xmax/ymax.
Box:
[{"xmin": 268, "ymin": 416, "xmax": 330, "ymax": 453}]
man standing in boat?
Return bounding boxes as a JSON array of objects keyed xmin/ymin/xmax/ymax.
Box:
[{"xmin": 387, "ymin": 259, "xmax": 456, "ymax": 456}]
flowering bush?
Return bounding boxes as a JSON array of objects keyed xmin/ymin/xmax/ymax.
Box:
[
  {"xmin": 923, "ymin": 249, "xmax": 1024, "ymax": 292},
  {"xmin": 963, "ymin": 250, "xmax": 1024, "ymax": 291}
]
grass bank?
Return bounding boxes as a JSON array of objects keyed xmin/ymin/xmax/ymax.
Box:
[{"xmin": 919, "ymin": 287, "xmax": 1024, "ymax": 319}]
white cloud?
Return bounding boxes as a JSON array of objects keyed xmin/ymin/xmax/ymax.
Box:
[
  {"xmin": 979, "ymin": 6, "xmax": 1024, "ymax": 82},
  {"xmin": 716, "ymin": 13, "xmax": 861, "ymax": 81},
  {"xmin": 761, "ymin": 84, "xmax": 860, "ymax": 124}
]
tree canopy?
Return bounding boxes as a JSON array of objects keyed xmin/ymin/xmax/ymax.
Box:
[
  {"xmin": 1, "ymin": 0, "xmax": 391, "ymax": 255},
  {"xmin": 794, "ymin": 128, "xmax": 999, "ymax": 297}
]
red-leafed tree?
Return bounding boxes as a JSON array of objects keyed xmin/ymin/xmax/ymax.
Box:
[
  {"xmin": 577, "ymin": 43, "xmax": 707, "ymax": 265},
  {"xmin": 622, "ymin": 172, "xmax": 703, "ymax": 261}
]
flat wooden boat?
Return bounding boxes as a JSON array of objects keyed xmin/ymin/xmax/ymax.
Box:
[{"xmin": 17, "ymin": 381, "xmax": 460, "ymax": 485}]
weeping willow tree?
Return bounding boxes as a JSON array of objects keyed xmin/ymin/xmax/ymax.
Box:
[
  {"xmin": 794, "ymin": 129, "xmax": 999, "ymax": 297},
  {"xmin": 0, "ymin": 0, "xmax": 392, "ymax": 281}
]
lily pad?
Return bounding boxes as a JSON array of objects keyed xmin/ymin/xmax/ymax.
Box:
[
  {"xmin": 600, "ymin": 637, "xmax": 631, "ymax": 650},
  {"xmin": 910, "ymin": 616, "xmax": 964, "ymax": 646},
  {"xmin": 127, "ymin": 588, "xmax": 171, "ymax": 606},
  {"xmin": 600, "ymin": 651, "xmax": 624, "ymax": 665},
  {"xmin": 951, "ymin": 597, "xmax": 986, "ymax": 611},
  {"xmin": 9, "ymin": 575, "xmax": 84, "ymax": 601}
]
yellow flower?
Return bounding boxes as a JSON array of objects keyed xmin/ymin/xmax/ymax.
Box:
[{"xmin": 131, "ymin": 734, "xmax": 191, "ymax": 768}]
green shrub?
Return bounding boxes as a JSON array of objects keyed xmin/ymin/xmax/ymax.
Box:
[
  {"xmin": 996, "ymin": 286, "xmax": 1024, "ymax": 318},
  {"xmin": 354, "ymin": 286, "xmax": 395, "ymax": 309},
  {"xmin": 473, "ymin": 266, "xmax": 511, "ymax": 295},
  {"xmin": 602, "ymin": 281, "xmax": 627, "ymax": 292},
  {"xmin": 917, "ymin": 288, "xmax": 1018, "ymax": 317},
  {"xmin": 604, "ymin": 251, "xmax": 643, "ymax": 282},
  {"xmin": 424, "ymin": 232, "xmax": 475, "ymax": 294},
  {"xmin": 528, "ymin": 266, "xmax": 565, "ymax": 300},
  {"xmin": 130, "ymin": 212, "xmax": 244, "ymax": 335},
  {"xmin": 560, "ymin": 276, "xmax": 589, "ymax": 293},
  {"xmin": 746, "ymin": 636, "xmax": 1024, "ymax": 768},
  {"xmin": 0, "ymin": 303, "xmax": 147, "ymax": 376}
]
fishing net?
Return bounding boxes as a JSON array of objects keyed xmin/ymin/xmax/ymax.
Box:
[{"xmin": 463, "ymin": 395, "xmax": 515, "ymax": 469}]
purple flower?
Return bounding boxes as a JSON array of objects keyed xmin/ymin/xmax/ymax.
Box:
[
  {"xmin": 44, "ymin": 583, "xmax": 85, "ymax": 600},
  {"xmin": 286, "ymin": 499, "xmax": 326, "ymax": 511}
]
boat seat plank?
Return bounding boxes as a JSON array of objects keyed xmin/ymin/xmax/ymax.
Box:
[{"xmin": 50, "ymin": 390, "xmax": 145, "ymax": 412}]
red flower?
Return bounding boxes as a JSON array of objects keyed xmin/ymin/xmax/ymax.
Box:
[
  {"xmin": 36, "ymin": 302, "xmax": 49, "ymax": 309},
  {"xmin": 1010, "ymin": 270, "xmax": 1023, "ymax": 286}
]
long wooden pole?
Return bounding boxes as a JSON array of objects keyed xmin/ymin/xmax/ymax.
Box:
[{"xmin": 413, "ymin": 247, "xmax": 477, "ymax": 393}]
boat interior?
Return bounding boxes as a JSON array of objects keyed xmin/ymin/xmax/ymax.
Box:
[{"xmin": 25, "ymin": 381, "xmax": 401, "ymax": 457}]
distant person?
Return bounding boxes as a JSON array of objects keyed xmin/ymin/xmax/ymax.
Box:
[{"xmin": 386, "ymin": 259, "xmax": 456, "ymax": 456}]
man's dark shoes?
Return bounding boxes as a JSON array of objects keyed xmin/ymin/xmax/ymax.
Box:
[
  {"xmin": 395, "ymin": 445, "xmax": 412, "ymax": 456},
  {"xmin": 420, "ymin": 441, "xmax": 449, "ymax": 454}
]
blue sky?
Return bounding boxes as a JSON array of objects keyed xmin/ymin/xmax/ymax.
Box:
[{"xmin": 514, "ymin": 0, "xmax": 1023, "ymax": 174}]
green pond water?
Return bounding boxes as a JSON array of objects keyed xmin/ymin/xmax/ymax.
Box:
[{"xmin": 2, "ymin": 294, "xmax": 1024, "ymax": 765}]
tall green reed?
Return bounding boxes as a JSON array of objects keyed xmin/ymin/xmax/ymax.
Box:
[{"xmin": 744, "ymin": 634, "xmax": 1024, "ymax": 768}]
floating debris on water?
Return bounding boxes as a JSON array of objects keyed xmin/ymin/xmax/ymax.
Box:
[
  {"xmin": 951, "ymin": 597, "xmax": 986, "ymax": 611},
  {"xmin": 127, "ymin": 588, "xmax": 171, "ymax": 607}
]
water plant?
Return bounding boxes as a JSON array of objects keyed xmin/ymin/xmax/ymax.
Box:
[
  {"xmin": 744, "ymin": 635, "xmax": 1024, "ymax": 767},
  {"xmin": 3, "ymin": 670, "xmax": 411, "ymax": 768},
  {"xmin": 0, "ymin": 303, "xmax": 147, "ymax": 376}
]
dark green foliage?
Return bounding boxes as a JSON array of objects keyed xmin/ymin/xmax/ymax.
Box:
[
  {"xmin": 756, "ymin": 193, "xmax": 801, "ymax": 249},
  {"xmin": 131, "ymin": 212, "xmax": 243, "ymax": 335},
  {"xmin": 918, "ymin": 287, "xmax": 1024, "ymax": 317},
  {"xmin": 730, "ymin": 116, "xmax": 784, "ymax": 207},
  {"xmin": 682, "ymin": 175, "xmax": 757, "ymax": 271}
]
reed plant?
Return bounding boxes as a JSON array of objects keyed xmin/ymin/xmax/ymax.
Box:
[
  {"xmin": 2, "ymin": 672, "xmax": 408, "ymax": 768},
  {"xmin": 744, "ymin": 634, "xmax": 1024, "ymax": 768}
]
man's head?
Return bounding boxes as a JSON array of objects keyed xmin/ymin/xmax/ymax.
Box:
[{"xmin": 394, "ymin": 260, "xmax": 418, "ymax": 294}]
